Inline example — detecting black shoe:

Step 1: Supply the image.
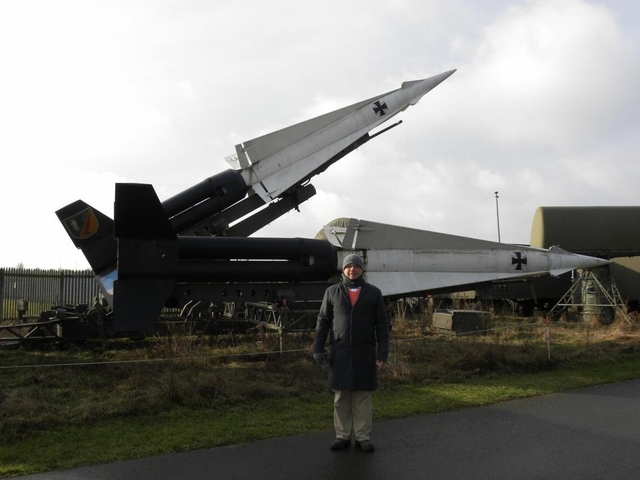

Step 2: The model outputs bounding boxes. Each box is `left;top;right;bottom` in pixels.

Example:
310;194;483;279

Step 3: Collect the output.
355;440;375;452
330;438;351;450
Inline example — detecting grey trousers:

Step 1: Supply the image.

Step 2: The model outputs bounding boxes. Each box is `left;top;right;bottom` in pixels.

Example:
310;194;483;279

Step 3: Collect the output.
333;390;373;441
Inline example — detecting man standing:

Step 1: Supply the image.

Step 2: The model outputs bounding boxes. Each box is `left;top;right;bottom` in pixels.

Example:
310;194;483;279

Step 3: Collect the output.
313;253;389;452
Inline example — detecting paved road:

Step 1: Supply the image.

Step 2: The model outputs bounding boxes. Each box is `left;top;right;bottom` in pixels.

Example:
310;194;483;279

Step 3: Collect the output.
22;379;640;480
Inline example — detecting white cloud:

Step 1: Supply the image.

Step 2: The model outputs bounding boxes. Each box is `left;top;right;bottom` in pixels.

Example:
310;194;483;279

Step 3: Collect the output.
424;1;638;153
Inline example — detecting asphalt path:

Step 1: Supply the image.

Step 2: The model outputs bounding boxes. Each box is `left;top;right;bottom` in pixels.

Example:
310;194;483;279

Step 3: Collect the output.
22;379;640;480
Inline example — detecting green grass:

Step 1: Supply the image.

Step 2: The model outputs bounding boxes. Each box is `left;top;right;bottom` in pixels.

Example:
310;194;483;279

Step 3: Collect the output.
2;318;640;477
378;353;640;418
2;353;640;477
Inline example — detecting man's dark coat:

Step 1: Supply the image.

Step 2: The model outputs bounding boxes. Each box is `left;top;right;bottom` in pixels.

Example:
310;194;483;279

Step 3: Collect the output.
314;280;389;391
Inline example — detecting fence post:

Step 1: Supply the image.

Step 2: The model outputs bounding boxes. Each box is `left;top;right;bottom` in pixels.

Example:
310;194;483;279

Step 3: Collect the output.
0;268;4;320
545;315;551;360
59;270;65;306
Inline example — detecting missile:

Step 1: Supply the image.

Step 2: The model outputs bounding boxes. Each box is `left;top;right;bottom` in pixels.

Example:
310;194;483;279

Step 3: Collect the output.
322;218;611;298
172;69;457;234
111;183;339;331
57;70;456;275
108;184;609;333
225;69;457;203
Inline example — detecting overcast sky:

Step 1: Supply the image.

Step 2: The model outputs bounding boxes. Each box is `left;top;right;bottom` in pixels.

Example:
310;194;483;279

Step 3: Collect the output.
1;0;639;269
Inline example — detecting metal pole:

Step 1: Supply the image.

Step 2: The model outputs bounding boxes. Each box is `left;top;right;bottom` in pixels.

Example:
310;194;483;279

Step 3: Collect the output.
495;191;501;243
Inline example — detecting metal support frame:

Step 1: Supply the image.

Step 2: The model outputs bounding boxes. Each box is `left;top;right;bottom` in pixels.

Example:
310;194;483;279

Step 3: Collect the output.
549;269;631;324
0;319;61;346
242;301;318;333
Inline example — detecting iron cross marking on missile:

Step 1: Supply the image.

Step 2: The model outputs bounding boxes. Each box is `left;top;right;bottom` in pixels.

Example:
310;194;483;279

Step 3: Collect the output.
372;101;388;116
511;251;528;270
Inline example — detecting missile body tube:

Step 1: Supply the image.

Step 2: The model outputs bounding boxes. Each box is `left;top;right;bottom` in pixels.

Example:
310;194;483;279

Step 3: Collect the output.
175;261;331;282
178;237;335;261
162;169;247;220
118;237;338;282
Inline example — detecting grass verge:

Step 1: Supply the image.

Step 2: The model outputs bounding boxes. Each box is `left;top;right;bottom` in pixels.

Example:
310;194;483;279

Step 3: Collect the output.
2;352;640;477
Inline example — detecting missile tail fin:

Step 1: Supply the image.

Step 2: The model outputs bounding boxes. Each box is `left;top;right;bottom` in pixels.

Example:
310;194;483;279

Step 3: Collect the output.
113;278;175;332
115;183;175;240
56;200;116;274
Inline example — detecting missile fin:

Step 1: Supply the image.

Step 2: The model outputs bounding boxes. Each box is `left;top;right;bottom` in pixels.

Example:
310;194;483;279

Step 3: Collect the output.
114;184;175;240
56;200;116;274
254;130;366;201
113;278;176;332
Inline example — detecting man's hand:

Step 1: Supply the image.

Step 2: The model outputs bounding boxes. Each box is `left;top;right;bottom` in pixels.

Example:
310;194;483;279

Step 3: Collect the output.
313;352;329;365
376;360;386;371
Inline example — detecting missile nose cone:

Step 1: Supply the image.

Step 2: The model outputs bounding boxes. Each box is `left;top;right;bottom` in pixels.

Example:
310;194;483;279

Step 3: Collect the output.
433;68;457;83
548;246;611;275
404;68;457;105
575;254;611;270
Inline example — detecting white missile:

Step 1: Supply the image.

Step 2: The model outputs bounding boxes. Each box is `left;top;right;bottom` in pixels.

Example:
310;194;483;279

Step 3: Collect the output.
226;69;456;202
321;218;611;297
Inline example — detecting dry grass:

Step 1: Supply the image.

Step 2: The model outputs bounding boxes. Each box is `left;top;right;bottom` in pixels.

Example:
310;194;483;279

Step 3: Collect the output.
2;313;640;443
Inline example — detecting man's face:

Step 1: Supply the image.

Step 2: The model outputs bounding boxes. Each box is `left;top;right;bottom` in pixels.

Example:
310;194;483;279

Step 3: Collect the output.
343;264;363;281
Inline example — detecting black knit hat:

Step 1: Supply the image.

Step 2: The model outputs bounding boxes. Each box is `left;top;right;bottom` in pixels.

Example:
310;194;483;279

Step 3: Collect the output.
342;254;364;270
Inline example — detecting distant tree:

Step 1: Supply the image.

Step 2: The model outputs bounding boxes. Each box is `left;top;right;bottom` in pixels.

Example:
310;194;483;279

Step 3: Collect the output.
16;262;24;269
